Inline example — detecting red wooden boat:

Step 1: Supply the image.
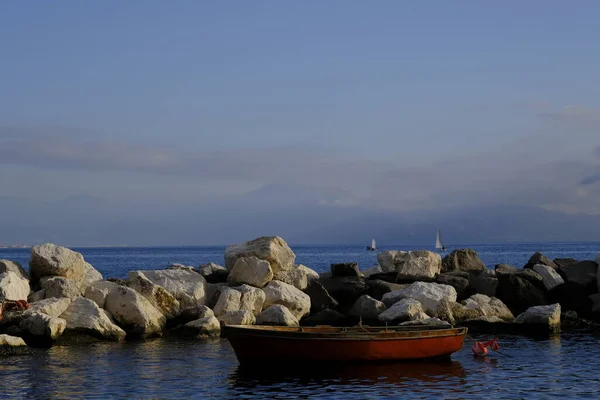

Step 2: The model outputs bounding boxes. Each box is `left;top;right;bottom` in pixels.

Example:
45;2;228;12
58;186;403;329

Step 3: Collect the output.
224;325;467;365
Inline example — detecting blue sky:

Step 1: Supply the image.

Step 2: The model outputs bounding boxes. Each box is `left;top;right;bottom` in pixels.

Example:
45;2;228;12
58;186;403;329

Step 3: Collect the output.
1;1;600;244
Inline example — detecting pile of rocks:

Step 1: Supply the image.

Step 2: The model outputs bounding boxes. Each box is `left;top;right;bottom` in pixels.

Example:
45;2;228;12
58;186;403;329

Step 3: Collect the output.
1;237;598;350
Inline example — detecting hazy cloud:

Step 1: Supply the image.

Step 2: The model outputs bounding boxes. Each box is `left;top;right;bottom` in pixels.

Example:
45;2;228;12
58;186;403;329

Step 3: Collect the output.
538;105;600;127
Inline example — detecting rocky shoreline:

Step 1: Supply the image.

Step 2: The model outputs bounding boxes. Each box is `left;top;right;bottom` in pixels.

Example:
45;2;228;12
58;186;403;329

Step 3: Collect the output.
1;237;599;353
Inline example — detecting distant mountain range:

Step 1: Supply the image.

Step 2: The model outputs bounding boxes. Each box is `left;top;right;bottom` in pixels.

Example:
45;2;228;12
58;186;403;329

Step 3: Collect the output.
1;187;600;247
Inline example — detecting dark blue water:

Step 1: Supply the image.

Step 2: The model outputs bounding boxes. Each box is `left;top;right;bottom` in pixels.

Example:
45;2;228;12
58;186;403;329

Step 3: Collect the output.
2;243;600;398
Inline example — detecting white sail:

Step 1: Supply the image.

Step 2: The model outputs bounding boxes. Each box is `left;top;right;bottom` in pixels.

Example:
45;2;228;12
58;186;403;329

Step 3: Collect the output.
435;229;443;249
371;239;376;249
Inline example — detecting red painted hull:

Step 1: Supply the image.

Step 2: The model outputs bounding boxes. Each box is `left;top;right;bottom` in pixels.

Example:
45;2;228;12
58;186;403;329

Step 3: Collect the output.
224;325;467;364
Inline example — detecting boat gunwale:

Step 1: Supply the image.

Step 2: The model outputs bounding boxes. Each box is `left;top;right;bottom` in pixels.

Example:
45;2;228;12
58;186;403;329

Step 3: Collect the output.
223;325;467;341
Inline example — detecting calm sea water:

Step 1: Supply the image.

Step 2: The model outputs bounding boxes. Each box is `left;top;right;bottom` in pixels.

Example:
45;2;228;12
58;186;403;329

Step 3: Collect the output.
2;243;600;398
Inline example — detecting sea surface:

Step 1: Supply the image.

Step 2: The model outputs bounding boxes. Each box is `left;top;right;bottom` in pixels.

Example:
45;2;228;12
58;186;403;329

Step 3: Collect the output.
2;243;600;398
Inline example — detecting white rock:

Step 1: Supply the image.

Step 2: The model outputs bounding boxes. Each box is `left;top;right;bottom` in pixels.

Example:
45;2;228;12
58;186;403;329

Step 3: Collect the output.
197;262;226;276
0;260;29;281
410;311;431;321
363;265;383;277
84;285;109;309
296;265;319;282
132;270;207;308
0;271;30;301
213;287;242;317
274;268;308;291
183;316;221;339
262;280;311;320
60;298;126;341
377;250;405;273
126;271;181;319
0;334;26;347
461;294;514;321
256;305;299;327
41;277;82;300
399;318;451;327
93;281;166;338
29;243;86;283
224;236;295;273
533;264;565;291
395;251;442;281
81;262;103;291
20;312;66;340
348;295;387;319
218;310;256;326
227;257;273;288
234;284;266;316
516;303;561;328
387;282;457;314
378;298;424;323
26;297;72;318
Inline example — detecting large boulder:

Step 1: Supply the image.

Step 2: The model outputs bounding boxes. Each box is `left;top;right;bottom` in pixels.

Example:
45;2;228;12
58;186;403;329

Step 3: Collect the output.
93;281;166;339
224;236;295;274
304;280;338;313
395;251;442;281
132;270;207;308
366;280;407;301
435;299;484;325
218;310;255;326
559;261;598;287
533;264;565;291
80;263;103;291
330;263;360;278
461;294;514;321
29;244;86;283
213;287;242;317
234;284;266;316
274;268;308;290
40;277;82;300
126;271;181;319
167;305;214;329
554;258;578;269
469;272;498;297
26;297;71;318
256;305;299;327
227;257;273;288
596;254;600;266
320;277;368;313
363;265;384;278
523;252;557;270
59;298;126;341
548;281;594;318
0;334;27;355
302;309;346;326
436;273;470;300
515;303;561;332
0;260;28;281
0;271;30;301
263;281;310;320
495;264;518;275
84;285;109;309
378;298;423;323
179;316;221;339
441;249;486;274
19;312;66;341
295;265;319;282
377;250;404;273
197;262;228;284
496;273;547;316
399;318;451;328
383;282;457;314
348;295;386;320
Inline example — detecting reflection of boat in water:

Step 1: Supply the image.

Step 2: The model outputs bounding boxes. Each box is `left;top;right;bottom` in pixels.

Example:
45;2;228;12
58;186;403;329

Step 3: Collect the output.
224;325;467;365
367;238;377;251
230;359;466;388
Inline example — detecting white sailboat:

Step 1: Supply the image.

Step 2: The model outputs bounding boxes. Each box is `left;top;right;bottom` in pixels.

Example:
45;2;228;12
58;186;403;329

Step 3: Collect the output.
435;229;447;252
367;238;377;251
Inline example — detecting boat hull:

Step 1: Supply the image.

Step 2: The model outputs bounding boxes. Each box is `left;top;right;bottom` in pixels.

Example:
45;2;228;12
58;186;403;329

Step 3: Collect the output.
224;325;467;364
